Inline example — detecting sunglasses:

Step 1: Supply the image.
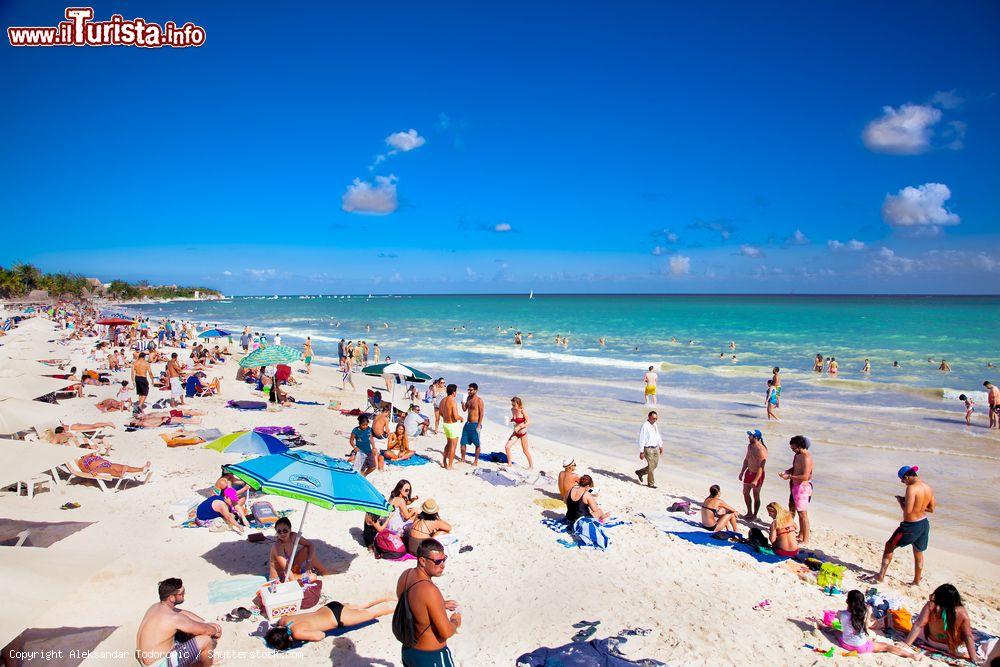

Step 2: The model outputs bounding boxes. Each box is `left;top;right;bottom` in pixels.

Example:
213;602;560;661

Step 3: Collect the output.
276;528;289;534
425;556;447;565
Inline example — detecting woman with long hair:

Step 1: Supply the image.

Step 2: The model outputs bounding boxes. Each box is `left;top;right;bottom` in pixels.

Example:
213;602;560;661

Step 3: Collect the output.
904;584;978;661
504;396;533;468
766;501;799;557
384;423;414;462
836;590;918;658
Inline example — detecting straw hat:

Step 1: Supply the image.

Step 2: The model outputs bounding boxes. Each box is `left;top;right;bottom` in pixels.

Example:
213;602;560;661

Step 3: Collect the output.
421;498;439;514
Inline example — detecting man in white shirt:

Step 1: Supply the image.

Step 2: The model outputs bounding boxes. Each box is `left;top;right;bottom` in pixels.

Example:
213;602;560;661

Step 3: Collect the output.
403;404;430;438
635;410;663;489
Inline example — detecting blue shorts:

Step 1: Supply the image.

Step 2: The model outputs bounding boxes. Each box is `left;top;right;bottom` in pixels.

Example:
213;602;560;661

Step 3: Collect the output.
402;646;455;667
460;422;480;448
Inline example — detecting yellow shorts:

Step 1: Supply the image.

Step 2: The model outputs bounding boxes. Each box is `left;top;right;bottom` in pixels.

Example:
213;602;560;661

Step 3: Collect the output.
645;385;656;395
442;422;461;439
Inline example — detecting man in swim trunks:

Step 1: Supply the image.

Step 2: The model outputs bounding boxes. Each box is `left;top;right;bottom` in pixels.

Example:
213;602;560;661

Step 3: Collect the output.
771;367;781;407
984;381;1000;429
460;383;484;466
439;384;463;470
643;366;658;405
739;429;767;520
395;539;461;667
132;352;154;411
778;435;813;544
876;466;935;586
136;578;221;666
166;353;184;407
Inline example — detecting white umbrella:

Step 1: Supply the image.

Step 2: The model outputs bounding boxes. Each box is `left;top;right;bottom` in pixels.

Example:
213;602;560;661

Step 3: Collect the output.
0;439;90;489
381;361;411;423
0;358;64;376
0;375;73;400
0;396;64;434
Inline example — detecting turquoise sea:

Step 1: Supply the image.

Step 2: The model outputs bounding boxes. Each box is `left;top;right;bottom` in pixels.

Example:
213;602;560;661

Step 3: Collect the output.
130;294;1000;408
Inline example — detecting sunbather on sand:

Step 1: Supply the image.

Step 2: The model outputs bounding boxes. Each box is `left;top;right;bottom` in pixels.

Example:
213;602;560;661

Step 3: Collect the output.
407;499;452;555
558;458;579;500
701;485;742;536
564;475;610;525
269;517;331;581
78;453;150;478
136;578;221;667
766;501;799;558
383;423;415;465
264;596;396;650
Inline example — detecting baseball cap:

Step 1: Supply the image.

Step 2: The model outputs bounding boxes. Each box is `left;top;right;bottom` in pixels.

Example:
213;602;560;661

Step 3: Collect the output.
897;465;919;480
746;429;764;443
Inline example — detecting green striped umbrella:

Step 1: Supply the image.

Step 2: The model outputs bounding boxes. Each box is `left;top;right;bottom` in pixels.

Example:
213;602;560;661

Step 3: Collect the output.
238;344;302;368
360;361;431;382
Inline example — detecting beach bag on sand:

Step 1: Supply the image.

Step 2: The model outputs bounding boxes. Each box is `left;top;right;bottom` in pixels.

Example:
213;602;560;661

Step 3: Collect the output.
374;530;407;560
747;527;770;549
888;609;912;633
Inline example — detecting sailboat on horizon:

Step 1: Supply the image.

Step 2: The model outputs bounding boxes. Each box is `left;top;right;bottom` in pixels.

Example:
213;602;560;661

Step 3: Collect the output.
528;290;534;299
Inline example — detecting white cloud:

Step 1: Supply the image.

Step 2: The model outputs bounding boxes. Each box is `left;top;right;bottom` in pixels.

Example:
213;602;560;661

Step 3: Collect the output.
930;90;964;110
668;255;691;276
787;229;810;245
651;246;664;256
882;183;959;229
739;244;764;258
368;154;387;171
828;239;866;251
494;223;512;232
863;104;942;154
465;266;477;279
222;270;233;276
944;120;966;150
386;129;426;152
341;175;398;215
872;247;916;275
245;268;278;280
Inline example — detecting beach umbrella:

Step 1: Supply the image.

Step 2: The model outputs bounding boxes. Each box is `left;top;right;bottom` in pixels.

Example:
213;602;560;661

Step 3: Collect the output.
361;361;431;423
204;430;289;456
224;450;390;579
0;358;62;376
237;344;302;368
0;375;73;400
198;328;231;339
94;318;135;326
0;396;63;434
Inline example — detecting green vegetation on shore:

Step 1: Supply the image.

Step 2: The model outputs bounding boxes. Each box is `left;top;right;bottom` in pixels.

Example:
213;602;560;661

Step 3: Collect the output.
0;262;221;300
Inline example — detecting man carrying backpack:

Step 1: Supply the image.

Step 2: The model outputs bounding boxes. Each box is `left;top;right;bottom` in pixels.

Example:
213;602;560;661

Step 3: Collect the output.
393;539;461;666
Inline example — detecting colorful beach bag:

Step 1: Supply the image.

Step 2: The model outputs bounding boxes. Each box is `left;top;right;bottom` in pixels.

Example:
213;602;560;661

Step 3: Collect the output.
374;530;407;560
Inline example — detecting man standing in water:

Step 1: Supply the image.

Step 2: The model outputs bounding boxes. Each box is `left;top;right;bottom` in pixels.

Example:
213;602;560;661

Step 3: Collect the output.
439;384;463;470
635;411;663;489
778;435;813;544
460;383;484;466
876;466;935;586
739;429;767;520
394;539;460;667
643;366;658;405
771;367;781;407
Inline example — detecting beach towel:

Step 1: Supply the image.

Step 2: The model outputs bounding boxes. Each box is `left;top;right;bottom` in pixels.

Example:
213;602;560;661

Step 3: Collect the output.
472;468;520;487
227;400;267;411
159;433;205;447
249;619;380;651
292;401;323;406
385;454;432;467
638;511;785;565
208;576;267;605
194;428;224;441
533;498;565;510
541;517;629;550
479;452;509;463
517;635;667;666
254;426;297;436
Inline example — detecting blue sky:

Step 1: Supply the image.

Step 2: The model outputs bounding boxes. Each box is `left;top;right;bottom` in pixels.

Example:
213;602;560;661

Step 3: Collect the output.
2;1;998;294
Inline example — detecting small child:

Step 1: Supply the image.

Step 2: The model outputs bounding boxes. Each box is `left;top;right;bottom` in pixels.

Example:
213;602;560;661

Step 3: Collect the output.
837;589;918;658
765;380;780;421
115;380;133;409
958;394;975;426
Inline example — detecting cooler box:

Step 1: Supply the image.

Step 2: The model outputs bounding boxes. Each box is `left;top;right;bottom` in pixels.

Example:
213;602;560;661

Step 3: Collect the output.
169;497;201;523
259;580;303;621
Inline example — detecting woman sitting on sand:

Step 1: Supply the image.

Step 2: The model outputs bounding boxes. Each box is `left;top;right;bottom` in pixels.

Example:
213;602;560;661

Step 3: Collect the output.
264;596;396;650
701;485;741;537
407;498;451;555
834;589;918;658
383;423;414;464
386;479;419;535
766;501;799;557
269;516;331;581
902;584;979;662
565;475;610;525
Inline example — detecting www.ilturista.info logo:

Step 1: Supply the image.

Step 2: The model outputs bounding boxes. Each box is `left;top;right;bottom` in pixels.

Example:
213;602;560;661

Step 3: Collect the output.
8;7;206;48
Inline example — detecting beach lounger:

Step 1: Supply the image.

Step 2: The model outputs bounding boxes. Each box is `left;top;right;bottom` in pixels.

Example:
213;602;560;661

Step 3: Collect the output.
60;460;151;492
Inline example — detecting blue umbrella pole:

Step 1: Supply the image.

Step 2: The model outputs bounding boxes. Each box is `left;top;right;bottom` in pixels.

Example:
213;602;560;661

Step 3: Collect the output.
284;502;309;581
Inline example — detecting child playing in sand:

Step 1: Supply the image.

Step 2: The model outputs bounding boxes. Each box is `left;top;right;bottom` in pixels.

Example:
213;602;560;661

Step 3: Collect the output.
765;380;780;421
958;394;975;426
836;589;918;658
115;380;133;409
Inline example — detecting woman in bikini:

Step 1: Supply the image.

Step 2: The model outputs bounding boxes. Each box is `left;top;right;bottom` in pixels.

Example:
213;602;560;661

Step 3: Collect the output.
504;396;534;469
264;596;396;650
766;501;799;557
701;485;741;536
384;423;415;464
78;454;149;478
407;499;451;555
903;584;979;662
269;517;331;581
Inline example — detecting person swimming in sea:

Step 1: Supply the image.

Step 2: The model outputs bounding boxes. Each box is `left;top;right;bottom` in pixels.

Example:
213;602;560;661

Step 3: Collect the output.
893;360;900;368
939;360;951;372
862;358;871;373
813;353;824;373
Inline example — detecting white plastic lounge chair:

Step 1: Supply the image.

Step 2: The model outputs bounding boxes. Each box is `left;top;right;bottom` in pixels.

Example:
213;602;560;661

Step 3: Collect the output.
61;460;151;492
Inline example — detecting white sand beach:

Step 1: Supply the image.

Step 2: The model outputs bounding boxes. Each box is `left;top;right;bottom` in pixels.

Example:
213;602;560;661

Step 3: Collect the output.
1;310;998;667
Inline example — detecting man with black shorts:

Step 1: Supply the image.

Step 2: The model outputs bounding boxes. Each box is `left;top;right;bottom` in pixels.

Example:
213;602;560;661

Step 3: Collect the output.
876;465;935;586
132;352;155;411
